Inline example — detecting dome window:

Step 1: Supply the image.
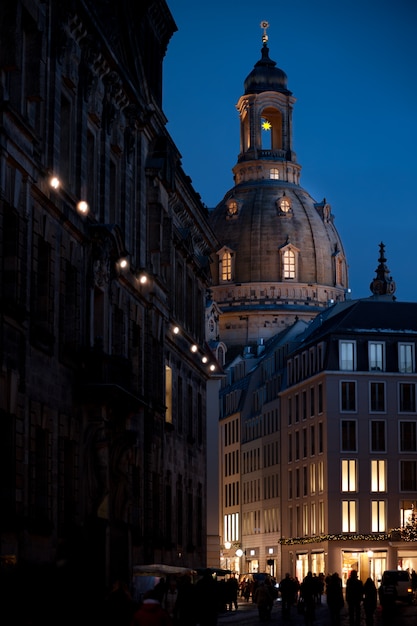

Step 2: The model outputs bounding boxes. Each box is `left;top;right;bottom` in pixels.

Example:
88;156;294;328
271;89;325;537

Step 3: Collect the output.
277;195;292;214
226;199;239;218
270;168;279;180
283;249;295;278
219;249;234;282
279;241;299;281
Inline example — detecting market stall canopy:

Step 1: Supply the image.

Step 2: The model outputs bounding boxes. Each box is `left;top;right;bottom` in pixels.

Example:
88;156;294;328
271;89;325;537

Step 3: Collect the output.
133;563;197;576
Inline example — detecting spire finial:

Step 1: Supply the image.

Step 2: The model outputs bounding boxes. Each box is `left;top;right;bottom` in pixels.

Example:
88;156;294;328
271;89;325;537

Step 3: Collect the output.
260;20;269;45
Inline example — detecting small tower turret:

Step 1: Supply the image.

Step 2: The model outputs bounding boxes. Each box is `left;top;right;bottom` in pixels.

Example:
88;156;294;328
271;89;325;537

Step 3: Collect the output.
369;242;396;300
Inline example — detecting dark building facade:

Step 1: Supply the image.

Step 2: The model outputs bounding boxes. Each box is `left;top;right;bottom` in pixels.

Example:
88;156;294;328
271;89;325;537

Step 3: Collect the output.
0;0;218;602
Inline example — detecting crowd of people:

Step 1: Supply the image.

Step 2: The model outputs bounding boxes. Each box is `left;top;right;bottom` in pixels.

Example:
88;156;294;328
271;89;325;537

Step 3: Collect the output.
276;568;417;626
104;568;227;626
103;566;417;626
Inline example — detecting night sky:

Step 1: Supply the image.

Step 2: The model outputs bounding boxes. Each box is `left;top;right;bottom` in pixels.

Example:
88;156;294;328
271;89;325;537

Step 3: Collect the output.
163;0;417;303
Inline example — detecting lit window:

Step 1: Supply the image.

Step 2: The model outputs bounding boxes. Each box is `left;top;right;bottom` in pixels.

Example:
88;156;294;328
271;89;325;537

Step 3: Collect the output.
318;461;324;492
227;200;238;215
283;249;295;279
221;251;232;281
371;459;386;492
341;459;357;492
302;503;308;536
399;343;414;373
369;342;384;371
339;341;356;371
371;500;386;531
342;500;356;532
311;502;316;534
270;168;279;180
280;198;291;212
310;464;316;494
400;500;417;527
318;501;324;533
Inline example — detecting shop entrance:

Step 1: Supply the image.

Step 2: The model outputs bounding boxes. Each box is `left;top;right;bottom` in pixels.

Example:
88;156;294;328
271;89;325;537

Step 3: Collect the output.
342;550;386;586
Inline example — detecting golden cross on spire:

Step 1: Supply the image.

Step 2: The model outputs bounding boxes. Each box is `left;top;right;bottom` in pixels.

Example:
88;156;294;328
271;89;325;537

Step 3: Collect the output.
260;20;269;45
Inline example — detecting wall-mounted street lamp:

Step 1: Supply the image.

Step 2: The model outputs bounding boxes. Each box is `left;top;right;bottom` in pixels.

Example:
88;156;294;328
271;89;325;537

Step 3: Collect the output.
117;257;129;271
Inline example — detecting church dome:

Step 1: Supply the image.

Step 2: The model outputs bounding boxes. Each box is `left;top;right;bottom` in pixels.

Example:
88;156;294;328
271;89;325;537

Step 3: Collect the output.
244;44;289;94
208;25;349;348
210;183;344;288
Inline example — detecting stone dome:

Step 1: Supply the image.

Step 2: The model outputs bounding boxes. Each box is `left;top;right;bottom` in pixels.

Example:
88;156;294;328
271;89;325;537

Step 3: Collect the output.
244;45;289;95
210;182;345;287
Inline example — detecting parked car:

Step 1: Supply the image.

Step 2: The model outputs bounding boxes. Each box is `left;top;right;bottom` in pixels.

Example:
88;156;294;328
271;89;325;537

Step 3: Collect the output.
379;570;413;603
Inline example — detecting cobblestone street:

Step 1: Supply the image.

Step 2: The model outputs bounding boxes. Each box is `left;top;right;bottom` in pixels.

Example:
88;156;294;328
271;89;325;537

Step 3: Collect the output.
218;595;351;626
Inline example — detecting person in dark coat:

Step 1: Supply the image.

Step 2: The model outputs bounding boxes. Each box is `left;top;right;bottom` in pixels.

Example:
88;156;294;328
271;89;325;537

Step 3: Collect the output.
225;573;239;611
279;573;297;620
346;570;363;626
378;573;397;626
300;572;316;626
325;572;344;626
195;569;219;626
175;574;197;626
105;580;137;626
363;578;377;626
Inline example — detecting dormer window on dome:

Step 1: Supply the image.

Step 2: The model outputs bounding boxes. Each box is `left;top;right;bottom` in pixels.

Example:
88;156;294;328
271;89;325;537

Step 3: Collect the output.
218;246;235;283
279;240;300;281
277;194;292;215
226;199;239;218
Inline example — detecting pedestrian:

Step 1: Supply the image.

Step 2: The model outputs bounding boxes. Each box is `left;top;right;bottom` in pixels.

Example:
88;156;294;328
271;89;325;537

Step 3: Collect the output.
378;573;397;626
195;568;219;626
225;572;239;611
175;574;197;626
300;572;316;626
131;589;173;626
326;572;344;626
162;577;178;623
279;573;297;620
363;577;377;626
346;570;363;626
253;581;274;622
105;579;137;626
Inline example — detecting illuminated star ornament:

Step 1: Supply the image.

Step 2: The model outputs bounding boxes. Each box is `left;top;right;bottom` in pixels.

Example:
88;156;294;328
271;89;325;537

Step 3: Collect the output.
262;120;272;131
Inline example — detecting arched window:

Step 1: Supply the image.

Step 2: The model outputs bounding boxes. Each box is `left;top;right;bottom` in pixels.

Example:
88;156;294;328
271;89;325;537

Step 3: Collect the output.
283;249;295;279
222;251;232;281
270;168;279;180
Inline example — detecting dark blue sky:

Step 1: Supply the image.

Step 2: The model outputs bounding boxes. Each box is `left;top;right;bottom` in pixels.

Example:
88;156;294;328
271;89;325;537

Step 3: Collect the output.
163;0;417;302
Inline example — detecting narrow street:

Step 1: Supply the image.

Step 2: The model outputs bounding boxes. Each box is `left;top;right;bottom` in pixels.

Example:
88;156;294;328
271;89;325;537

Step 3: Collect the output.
217;594;417;626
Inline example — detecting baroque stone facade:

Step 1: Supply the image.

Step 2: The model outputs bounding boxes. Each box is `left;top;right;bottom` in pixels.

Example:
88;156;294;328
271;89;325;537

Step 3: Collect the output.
0;0;218;601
